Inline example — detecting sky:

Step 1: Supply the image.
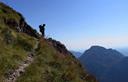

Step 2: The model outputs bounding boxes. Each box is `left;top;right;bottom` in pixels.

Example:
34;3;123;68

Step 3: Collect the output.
1;0;128;51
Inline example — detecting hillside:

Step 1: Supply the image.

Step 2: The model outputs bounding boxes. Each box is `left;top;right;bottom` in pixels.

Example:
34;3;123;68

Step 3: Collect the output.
79;46;124;82
0;2;97;82
101;57;128;82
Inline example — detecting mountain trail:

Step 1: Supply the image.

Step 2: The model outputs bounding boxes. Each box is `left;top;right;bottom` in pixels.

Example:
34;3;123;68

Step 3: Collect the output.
5;40;39;82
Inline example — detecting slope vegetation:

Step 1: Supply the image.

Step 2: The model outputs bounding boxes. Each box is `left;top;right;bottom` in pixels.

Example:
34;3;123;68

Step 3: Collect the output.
0;2;97;82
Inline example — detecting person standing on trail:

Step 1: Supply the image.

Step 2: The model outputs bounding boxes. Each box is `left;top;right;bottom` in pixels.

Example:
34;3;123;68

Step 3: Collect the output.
39;24;45;37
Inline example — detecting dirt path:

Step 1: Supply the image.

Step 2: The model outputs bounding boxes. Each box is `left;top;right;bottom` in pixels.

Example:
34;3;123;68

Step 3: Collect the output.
5;40;39;82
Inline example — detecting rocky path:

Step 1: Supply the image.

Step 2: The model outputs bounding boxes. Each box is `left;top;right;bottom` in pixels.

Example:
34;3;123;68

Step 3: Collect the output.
5;40;39;82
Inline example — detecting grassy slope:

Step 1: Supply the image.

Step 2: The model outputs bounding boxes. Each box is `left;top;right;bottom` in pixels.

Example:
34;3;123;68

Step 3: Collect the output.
0;2;37;81
16;39;96;82
0;2;97;82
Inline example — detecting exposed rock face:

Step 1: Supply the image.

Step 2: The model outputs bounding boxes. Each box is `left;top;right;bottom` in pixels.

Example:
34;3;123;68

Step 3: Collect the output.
5;18;18;29
47;38;70;55
0;2;39;38
18;16;40;38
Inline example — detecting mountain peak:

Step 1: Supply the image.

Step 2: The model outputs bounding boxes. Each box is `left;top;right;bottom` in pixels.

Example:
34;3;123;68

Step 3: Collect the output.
90;45;106;51
79;45;124;82
84;45;124;57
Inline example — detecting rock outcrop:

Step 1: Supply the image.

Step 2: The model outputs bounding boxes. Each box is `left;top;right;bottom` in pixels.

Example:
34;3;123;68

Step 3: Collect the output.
47;38;70;55
18;16;40;38
0;2;39;38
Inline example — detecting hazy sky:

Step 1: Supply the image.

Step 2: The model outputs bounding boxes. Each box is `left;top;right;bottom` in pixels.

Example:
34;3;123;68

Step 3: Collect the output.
2;0;128;51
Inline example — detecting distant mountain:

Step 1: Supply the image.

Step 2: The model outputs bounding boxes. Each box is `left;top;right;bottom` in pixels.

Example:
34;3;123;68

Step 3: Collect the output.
117;48;128;56
79;46;124;82
101;57;128;82
70;51;82;58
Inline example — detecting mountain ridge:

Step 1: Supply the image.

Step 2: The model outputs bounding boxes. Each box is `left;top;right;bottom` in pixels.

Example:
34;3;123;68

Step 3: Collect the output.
70;51;82;58
0;2;97;82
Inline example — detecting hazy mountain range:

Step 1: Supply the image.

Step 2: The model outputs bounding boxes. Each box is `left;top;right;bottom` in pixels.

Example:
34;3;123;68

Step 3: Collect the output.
70;51;82;58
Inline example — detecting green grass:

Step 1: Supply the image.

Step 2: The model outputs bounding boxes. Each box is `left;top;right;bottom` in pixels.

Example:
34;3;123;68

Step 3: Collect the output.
16;39;93;82
0;2;37;81
0;9;3;13
0;2;21;22
0;23;37;81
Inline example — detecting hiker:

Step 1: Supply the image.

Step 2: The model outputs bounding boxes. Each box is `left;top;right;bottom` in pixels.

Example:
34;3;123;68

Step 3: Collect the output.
39;24;45;37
